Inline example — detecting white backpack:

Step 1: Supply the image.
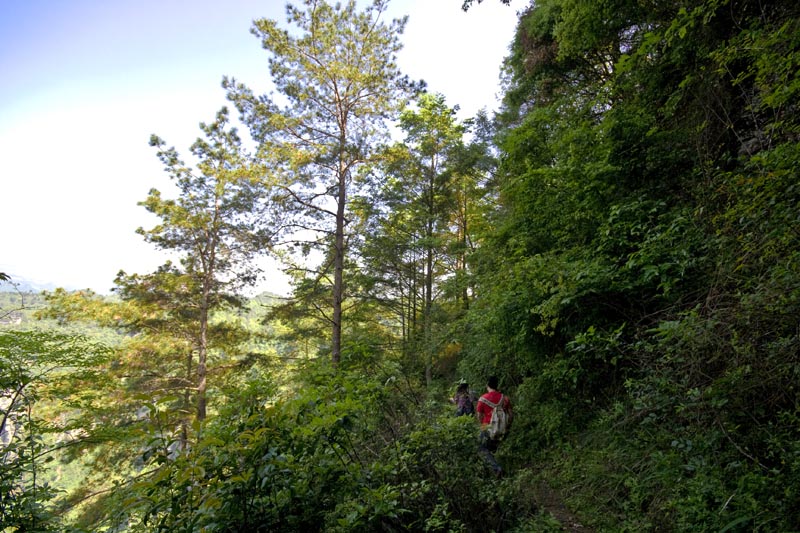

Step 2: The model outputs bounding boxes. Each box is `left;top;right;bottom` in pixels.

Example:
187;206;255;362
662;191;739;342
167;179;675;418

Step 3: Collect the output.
479;394;509;440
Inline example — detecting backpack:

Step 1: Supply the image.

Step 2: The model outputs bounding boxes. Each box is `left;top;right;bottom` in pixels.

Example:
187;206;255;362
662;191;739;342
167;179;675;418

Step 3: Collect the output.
479;394;509;440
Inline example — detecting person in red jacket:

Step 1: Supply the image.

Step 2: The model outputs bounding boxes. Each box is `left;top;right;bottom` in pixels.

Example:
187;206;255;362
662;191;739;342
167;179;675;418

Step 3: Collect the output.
475;375;512;477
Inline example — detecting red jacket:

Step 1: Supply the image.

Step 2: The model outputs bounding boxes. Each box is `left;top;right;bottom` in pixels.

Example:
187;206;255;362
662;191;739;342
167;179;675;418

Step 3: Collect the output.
476;390;512;426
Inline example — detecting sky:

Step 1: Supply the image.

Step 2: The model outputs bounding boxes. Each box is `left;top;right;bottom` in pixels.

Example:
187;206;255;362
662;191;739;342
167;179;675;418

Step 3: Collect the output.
0;0;522;296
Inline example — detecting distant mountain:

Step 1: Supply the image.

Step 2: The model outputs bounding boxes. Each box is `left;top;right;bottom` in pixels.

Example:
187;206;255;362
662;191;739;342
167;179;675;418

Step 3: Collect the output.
0;273;288;302
0;273;62;293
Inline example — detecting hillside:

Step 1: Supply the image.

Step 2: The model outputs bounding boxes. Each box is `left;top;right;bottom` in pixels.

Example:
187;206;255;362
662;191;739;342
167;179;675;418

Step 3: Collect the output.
2;0;799;531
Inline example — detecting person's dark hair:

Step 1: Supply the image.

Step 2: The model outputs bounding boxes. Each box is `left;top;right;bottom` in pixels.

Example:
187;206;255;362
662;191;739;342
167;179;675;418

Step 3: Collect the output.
487;375;499;389
457;382;469;393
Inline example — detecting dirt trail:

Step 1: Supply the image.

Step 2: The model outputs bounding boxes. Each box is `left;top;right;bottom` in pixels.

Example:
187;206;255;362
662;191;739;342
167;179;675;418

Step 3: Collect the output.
532;481;591;532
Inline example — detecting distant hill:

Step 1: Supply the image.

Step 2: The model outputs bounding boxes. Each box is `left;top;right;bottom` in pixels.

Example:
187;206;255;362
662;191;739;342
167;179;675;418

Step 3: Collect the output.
0;273;61;293
1;273;286;301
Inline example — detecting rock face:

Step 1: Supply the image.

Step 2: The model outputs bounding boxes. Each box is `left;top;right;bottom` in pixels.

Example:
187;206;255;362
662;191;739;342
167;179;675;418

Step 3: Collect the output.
1;395;23;449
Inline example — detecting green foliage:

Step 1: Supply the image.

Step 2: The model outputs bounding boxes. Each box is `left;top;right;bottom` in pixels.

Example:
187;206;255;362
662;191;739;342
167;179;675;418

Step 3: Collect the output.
0;330;111;531
455;0;800;529
532;371;800;531
103;363;521;532
29;286;289;530
461;0;512;12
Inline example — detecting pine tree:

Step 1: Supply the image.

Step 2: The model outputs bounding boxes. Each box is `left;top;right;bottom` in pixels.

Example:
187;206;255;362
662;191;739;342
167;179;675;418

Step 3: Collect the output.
224;0;416;364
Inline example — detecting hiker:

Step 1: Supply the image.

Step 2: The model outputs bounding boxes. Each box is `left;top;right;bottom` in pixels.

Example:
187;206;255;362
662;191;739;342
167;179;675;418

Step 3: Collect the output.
476;375;512;476
450;381;475;416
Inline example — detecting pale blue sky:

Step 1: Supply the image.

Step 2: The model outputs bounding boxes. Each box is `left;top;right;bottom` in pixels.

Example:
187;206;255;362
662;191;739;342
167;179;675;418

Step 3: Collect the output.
0;0;521;295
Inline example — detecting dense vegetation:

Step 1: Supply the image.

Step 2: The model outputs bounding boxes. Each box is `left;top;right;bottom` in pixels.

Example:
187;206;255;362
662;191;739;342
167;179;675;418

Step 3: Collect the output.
2;0;799;530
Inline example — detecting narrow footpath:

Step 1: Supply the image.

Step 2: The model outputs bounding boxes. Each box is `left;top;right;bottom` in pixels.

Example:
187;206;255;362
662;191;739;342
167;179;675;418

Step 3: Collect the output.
532;481;591;532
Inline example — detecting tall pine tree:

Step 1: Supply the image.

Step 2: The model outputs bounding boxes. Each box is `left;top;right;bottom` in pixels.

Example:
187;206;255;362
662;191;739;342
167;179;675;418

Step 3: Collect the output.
224;0;416;365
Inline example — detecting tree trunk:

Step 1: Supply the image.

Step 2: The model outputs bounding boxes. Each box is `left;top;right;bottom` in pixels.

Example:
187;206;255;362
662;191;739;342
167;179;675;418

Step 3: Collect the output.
332;163;346;366
197;275;211;422
460;178;470;310
180;349;192;452
424;161;435;386
197;316;208;422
